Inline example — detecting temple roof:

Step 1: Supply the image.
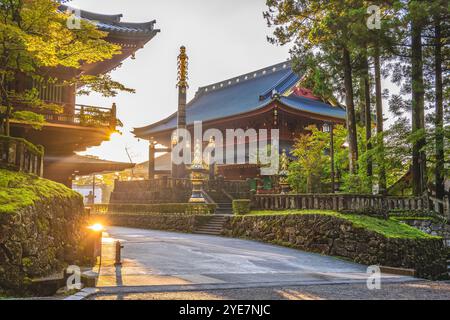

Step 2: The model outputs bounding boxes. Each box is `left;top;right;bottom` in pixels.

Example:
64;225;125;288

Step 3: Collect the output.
59;5;160;37
134;61;346;138
46;154;135;175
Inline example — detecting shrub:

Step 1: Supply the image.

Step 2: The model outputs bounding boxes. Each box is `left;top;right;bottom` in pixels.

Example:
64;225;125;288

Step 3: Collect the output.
233;199;251;215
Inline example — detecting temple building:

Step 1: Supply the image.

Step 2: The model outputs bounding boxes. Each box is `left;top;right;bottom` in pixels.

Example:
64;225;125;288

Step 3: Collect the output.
9;5;159;186
134;58;347;182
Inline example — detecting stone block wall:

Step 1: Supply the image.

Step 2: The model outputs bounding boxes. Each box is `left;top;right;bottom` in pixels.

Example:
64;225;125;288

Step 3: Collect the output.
90;213;212;234
222;214;447;279
0;196;89;294
400;219;450;247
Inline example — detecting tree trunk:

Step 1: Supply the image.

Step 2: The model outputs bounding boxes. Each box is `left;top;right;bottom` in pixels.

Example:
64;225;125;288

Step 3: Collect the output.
374;46;386;194
411;19;426;196
362;56;373;178
343;47;358;174
434;16;445;204
5;110;10;136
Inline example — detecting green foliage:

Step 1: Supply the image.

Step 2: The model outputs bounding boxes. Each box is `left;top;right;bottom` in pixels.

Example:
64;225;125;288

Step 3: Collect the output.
0;0;130;134
288;125;330;193
247;210;438;239
76;74;135;97
0;169;81;214
288;124;374;194
232;199;251;215
11;111;45;129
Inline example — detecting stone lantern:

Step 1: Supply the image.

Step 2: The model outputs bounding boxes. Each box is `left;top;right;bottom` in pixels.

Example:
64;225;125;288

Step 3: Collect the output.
188;139;208;203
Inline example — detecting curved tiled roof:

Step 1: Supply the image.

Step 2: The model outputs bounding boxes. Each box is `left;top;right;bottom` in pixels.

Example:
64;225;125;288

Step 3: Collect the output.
59;5;159;36
280;96;346;120
134;62;346;137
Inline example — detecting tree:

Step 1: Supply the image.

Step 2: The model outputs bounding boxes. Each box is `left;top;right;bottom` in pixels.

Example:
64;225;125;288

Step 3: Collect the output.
265;0;362;174
390;0;449;197
288;125;330;193
0;0;133;136
409;1;428;196
426;0;449;204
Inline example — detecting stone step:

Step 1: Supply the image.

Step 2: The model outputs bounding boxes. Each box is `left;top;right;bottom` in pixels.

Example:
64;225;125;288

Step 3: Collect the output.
203;225;225;229
209;216;228;221
197;226;223;231
206;221;226;225
196;226;223;230
195;231;222;236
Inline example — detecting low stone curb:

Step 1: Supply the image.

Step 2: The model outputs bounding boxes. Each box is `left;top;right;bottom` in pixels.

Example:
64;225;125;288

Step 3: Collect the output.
64;288;98;300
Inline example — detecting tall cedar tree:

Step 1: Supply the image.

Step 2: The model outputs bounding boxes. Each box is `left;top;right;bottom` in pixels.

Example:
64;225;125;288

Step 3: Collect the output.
265;0;360;174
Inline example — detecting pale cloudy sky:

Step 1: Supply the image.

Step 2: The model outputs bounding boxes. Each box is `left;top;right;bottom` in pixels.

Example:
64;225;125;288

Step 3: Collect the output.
70;0;292;164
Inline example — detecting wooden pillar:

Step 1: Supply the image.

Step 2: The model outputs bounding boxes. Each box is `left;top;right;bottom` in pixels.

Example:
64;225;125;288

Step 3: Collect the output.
110;103;117;130
15;141;24;171
148;141;155;180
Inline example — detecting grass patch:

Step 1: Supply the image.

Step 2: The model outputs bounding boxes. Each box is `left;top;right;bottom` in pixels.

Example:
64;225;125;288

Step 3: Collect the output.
246;210;438;240
0;169;81;215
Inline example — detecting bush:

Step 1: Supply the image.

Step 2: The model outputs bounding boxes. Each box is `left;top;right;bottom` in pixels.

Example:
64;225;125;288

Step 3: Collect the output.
233;199;251;215
98;203;216;215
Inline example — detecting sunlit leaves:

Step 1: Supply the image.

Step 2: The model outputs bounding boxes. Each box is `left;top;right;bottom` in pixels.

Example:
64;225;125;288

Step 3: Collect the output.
0;0;129;133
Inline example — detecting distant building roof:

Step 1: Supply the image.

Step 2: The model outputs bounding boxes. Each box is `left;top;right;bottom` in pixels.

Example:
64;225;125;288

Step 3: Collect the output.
59;5;160;37
46;154;135;176
134;61;346;138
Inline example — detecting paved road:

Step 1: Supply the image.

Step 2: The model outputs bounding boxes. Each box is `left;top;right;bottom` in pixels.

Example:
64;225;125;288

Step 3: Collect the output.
92;282;450;300
95;227;414;290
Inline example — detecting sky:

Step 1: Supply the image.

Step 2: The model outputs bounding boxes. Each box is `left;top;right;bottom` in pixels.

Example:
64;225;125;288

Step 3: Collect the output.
70;0;292;164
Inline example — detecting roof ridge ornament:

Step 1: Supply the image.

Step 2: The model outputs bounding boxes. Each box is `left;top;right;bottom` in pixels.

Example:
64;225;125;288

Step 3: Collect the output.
271;89;280;100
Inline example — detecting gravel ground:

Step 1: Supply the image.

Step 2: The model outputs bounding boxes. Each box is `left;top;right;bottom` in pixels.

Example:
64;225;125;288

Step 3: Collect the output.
91;281;450;300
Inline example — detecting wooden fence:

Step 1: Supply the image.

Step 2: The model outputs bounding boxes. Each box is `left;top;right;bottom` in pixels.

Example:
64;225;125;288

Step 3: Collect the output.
252;194;431;215
0;136;44;176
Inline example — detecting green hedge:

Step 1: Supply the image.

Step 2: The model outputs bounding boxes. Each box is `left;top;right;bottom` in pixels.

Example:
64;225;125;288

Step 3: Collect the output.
95;203;216;215
233;199;251;215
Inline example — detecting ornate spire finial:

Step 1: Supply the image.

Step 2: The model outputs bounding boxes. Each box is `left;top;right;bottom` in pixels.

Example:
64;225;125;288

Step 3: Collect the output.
177;46;189;88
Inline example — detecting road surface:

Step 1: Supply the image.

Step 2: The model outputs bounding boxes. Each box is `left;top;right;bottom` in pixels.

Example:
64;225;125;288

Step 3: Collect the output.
94;226;414;291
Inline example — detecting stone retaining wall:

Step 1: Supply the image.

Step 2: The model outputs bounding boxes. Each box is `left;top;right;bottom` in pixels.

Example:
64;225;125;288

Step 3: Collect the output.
90;213;212;234
222;215;447;279
399;219;450;247
0;196;89;294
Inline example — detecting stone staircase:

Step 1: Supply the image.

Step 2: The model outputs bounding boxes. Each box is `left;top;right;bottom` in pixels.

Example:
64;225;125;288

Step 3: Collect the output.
208;190;233;215
194;215;229;236
216;202;233;215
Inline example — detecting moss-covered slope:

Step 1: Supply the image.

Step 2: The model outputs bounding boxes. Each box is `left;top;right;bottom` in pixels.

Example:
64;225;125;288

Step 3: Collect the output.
0;169;81;215
248;210;437;240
